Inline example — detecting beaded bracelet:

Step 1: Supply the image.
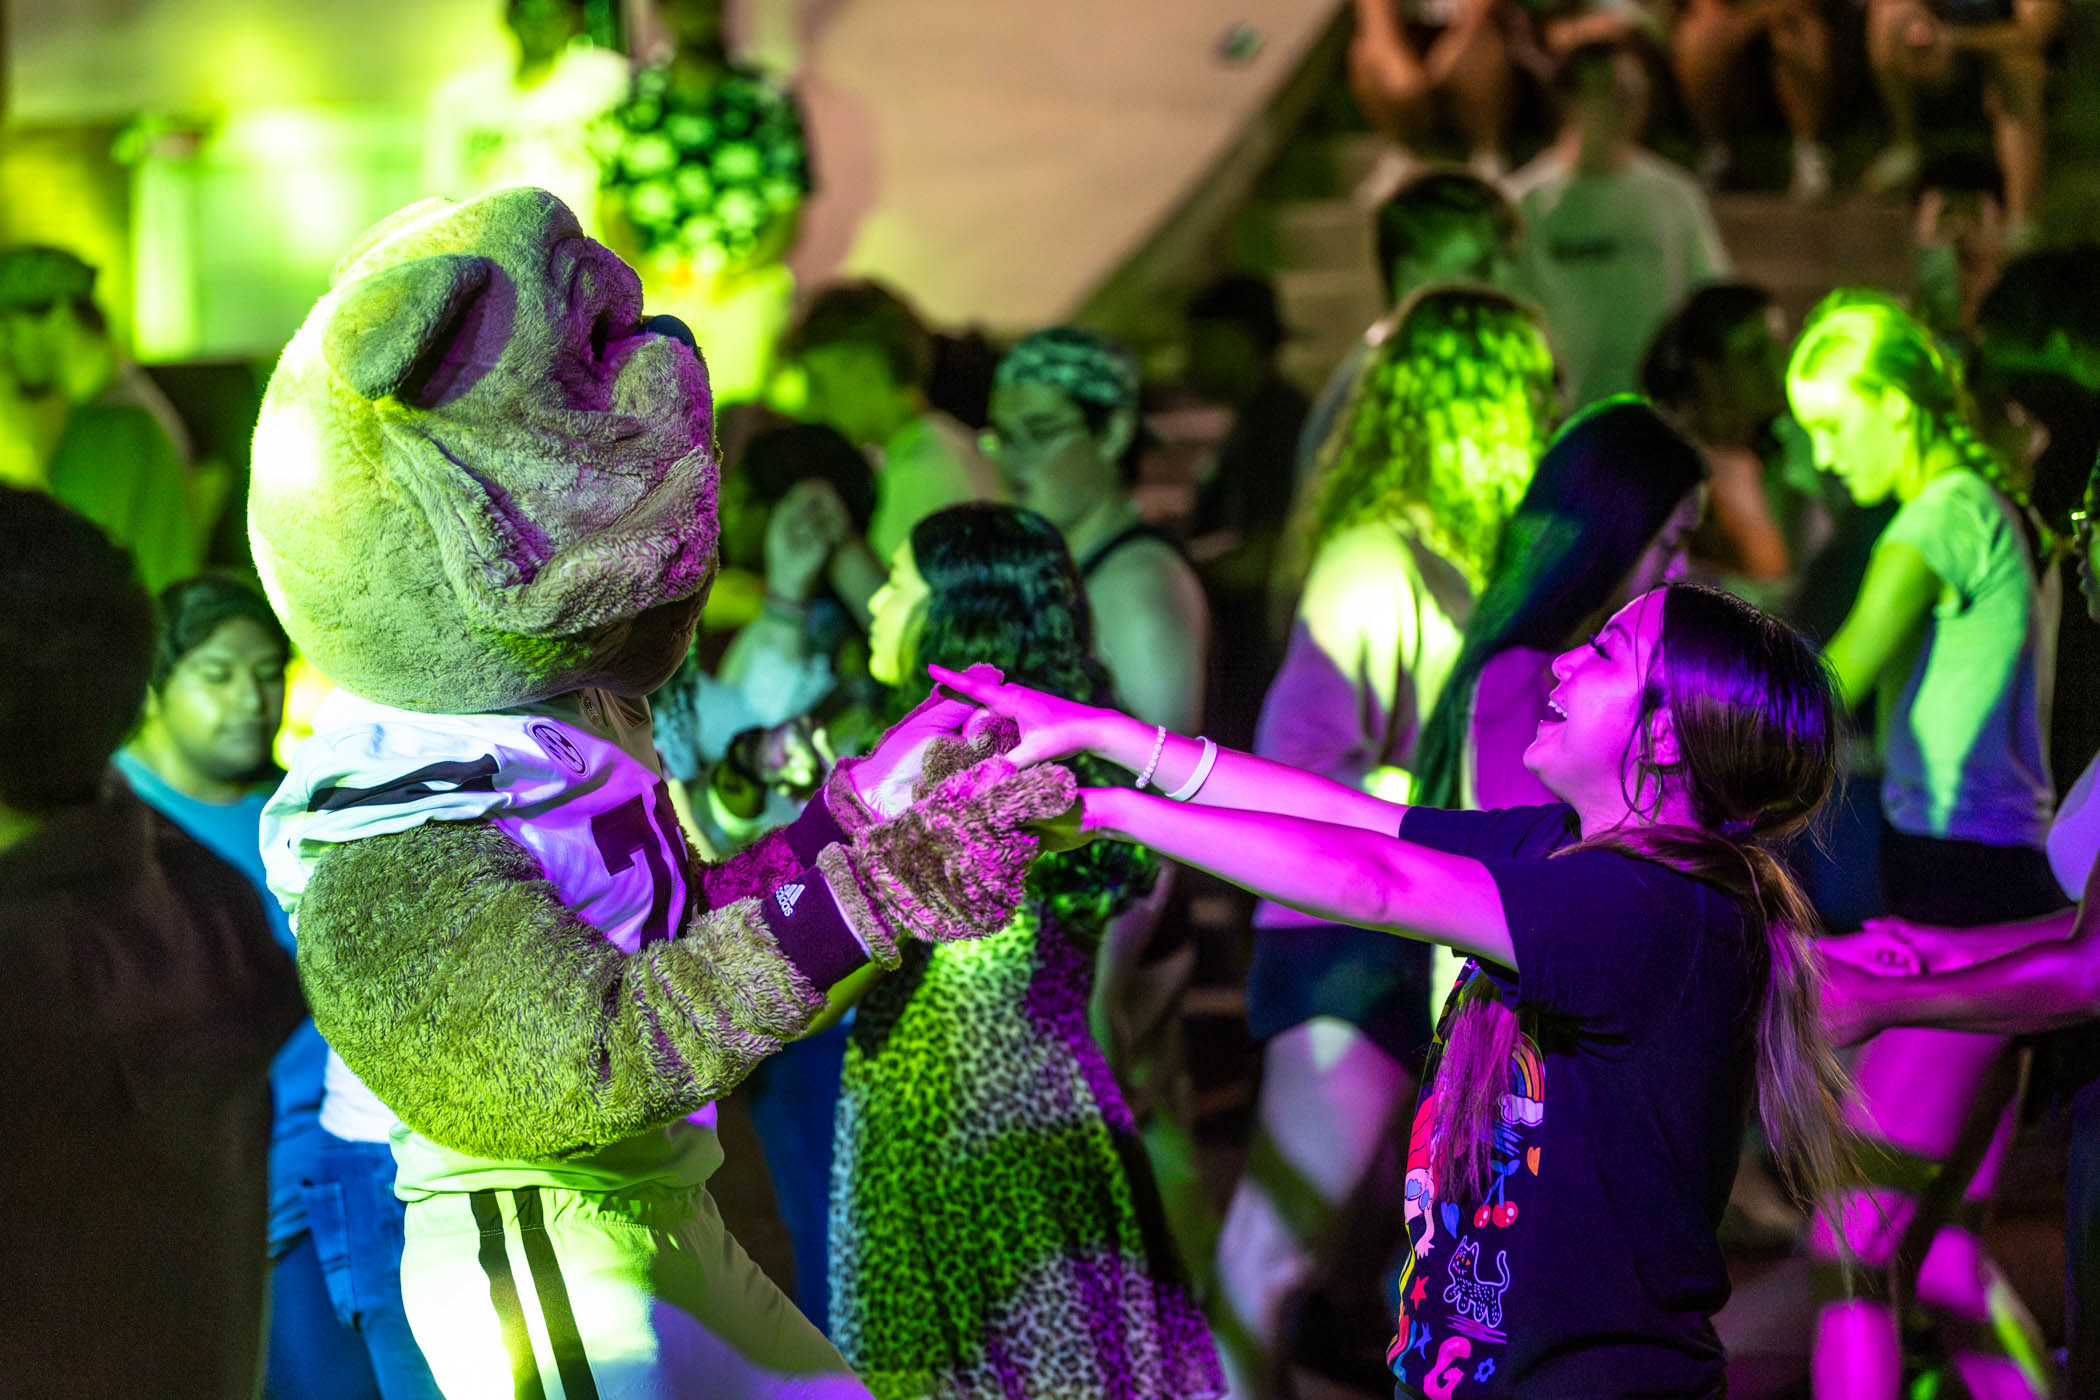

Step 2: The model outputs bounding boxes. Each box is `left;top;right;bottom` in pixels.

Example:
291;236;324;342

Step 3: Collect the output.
1134;724;1168;789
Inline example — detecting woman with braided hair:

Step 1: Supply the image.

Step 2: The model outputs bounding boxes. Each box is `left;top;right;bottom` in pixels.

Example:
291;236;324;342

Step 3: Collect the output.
827;503;1223;1399
1788;289;2063;1400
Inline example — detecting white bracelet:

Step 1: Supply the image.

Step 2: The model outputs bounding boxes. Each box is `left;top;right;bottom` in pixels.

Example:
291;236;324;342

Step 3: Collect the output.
1162;736;1218;802
1134;724;1168;789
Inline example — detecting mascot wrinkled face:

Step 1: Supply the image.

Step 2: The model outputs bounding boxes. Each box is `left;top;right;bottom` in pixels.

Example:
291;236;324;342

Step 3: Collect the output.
250;188;718;713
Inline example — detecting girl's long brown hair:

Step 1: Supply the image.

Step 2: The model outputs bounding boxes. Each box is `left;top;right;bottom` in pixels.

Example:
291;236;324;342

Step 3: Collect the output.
1428;585;1860;1230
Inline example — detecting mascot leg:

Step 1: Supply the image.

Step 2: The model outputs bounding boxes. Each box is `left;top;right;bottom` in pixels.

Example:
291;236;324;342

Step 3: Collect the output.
400;1186;872;1399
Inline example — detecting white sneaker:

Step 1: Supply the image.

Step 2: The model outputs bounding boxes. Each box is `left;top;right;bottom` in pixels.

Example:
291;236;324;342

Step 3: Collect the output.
1696;141;1733;191
1861;141;1922;196
1790;142;1833;202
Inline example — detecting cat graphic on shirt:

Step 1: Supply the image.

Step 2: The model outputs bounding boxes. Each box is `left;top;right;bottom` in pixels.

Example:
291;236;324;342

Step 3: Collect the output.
1442;1237;1511;1328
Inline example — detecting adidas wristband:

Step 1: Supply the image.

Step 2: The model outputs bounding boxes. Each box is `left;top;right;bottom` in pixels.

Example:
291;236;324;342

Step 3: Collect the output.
781;795;850;865
758;865;869;991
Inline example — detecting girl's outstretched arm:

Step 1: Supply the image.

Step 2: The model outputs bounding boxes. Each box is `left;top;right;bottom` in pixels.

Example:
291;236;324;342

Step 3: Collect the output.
1075;785;1517;968
929;663;1410;833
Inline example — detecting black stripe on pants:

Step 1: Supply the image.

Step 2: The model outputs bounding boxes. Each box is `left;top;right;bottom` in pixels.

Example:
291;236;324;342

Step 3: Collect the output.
469;1190;547;1400
513;1187;601;1400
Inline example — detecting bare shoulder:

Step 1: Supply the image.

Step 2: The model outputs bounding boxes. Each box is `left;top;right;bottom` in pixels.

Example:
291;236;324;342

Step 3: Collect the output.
1086;533;1205;606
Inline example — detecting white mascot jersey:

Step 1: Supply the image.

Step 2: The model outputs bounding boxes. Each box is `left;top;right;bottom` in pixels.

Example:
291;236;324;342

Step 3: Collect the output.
262;686;721;1197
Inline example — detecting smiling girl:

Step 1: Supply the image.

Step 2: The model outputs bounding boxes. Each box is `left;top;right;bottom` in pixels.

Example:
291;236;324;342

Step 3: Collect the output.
936;580;1858;1398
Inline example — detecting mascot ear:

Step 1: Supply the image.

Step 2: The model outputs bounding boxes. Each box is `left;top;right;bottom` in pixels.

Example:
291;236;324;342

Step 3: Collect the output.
323;253;494;402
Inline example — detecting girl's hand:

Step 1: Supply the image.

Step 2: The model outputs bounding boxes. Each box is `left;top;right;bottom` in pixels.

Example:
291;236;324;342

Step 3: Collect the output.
926;663;1118;767
1819;960;1892;1048
845;664;1004;818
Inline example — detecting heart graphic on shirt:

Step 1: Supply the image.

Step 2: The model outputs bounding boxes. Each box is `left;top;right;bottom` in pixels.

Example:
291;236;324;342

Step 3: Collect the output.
1527;1147;1540;1175
1441;1202;1461;1236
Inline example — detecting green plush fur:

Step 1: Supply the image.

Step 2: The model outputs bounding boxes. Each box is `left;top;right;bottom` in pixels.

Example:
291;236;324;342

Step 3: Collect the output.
259;190;1061;1164
249;189;720;713
301;821;827;1160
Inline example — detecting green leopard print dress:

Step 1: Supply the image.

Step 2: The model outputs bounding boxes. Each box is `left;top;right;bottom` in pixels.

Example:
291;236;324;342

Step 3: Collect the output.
829;908;1222;1399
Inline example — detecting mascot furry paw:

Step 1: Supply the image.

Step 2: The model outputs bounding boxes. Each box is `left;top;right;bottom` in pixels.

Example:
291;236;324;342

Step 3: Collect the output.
251;188;1071;1398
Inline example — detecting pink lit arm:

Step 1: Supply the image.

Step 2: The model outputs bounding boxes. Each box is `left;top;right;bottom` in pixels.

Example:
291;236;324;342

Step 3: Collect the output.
928;663;1409;833
1825;844;2100;1043
1075;785;1515;967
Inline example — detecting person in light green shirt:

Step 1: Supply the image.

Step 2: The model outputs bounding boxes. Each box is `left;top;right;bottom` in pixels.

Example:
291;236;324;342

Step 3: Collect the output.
0;245;203;593
784;281;1007;621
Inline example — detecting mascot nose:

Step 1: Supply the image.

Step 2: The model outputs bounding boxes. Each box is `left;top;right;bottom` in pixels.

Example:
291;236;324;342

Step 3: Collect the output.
641;314;697;351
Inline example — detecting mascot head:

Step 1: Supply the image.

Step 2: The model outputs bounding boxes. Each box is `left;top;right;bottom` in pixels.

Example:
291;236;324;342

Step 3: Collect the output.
250;188;717;713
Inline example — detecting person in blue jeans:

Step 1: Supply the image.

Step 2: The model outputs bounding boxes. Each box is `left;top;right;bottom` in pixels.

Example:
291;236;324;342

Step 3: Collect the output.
118;573;438;1399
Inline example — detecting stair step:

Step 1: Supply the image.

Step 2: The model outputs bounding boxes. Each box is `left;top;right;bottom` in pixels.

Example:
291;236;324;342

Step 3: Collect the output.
1275;266;1386;346
1710;193;1914;318
1271;198;1376;270
1280;339;1355;395
1323;132;1391;195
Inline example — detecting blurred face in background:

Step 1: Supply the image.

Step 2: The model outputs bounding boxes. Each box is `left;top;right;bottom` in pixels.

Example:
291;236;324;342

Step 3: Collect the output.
1700;306;1791;437
1789;373;1915;506
986;381;1125;533
867;541;931;687
3;299;115;405
798;343;897;448
507;0;586;68
1183;318;1267;405
1619;486;1706;605
1566;51;1649;154
141;617;288;798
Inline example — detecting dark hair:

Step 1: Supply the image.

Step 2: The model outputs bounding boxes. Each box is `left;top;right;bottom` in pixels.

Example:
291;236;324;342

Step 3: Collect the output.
1641;282;1778;411
1066;395;1149;488
1430;585;1858;1230
1978;247;2100;363
787;280;934;390
1373;169;1522;302
735;423;880;535
1185;273;1287;355
1412;398;1707;811
898;503;1157;929
151;574;289;692
0;486;156;810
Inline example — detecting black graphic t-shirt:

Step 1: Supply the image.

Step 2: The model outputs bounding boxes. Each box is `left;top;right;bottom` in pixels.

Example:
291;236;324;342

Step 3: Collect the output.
1387;805;1760;1399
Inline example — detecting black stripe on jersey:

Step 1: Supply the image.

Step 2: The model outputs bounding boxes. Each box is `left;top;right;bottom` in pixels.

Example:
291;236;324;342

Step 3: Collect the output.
308;756;502;813
514;1187;601;1399
468;1189;547;1400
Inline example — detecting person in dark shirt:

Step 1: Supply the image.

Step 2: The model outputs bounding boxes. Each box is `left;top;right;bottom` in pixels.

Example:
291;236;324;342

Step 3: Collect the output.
935;579;1859;1397
0;485;304;1397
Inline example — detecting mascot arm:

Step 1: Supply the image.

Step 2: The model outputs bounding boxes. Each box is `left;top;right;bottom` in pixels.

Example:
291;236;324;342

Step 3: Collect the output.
299;742;1074;1161
298;819;846;1160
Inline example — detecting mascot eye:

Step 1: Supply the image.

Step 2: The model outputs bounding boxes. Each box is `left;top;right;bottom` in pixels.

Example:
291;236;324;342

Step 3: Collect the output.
590;309;619;363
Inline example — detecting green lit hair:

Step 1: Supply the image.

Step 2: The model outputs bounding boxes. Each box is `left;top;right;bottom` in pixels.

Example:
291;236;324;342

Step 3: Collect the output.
1787;288;2024;509
1305;285;1558;590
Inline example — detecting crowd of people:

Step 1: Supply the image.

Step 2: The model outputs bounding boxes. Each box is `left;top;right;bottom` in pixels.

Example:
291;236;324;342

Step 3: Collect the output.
4;1;2100;1399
